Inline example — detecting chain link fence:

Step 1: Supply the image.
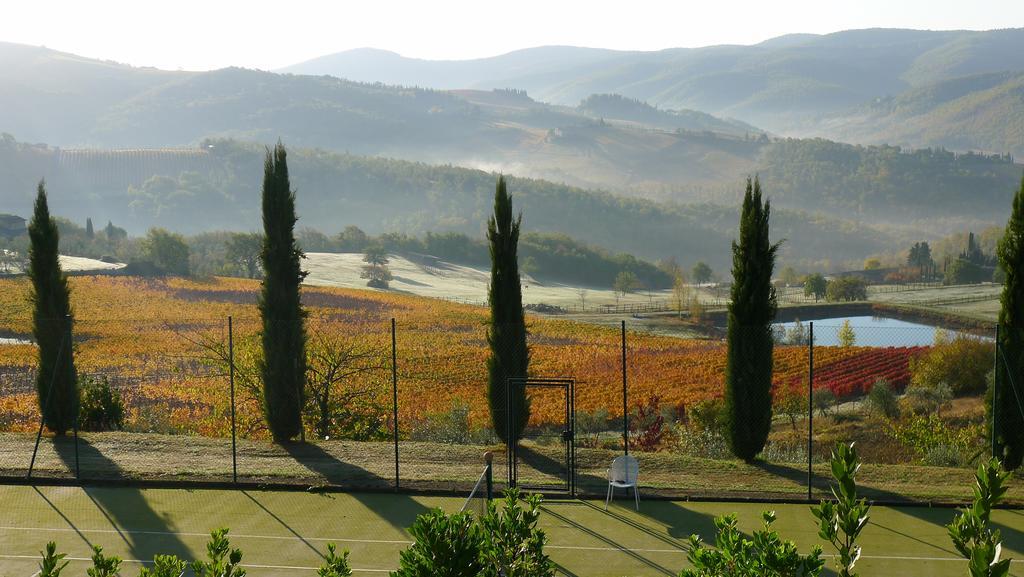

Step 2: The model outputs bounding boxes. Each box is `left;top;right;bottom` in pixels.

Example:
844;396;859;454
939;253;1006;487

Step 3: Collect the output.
0;307;1012;503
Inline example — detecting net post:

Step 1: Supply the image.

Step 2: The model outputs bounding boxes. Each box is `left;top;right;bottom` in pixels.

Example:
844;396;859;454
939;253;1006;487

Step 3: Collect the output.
621;320;628;456
69;316;79;481
484;451;494;502
391;318;400;491
229;316;237;484
807;321;814;502
28;316;69;480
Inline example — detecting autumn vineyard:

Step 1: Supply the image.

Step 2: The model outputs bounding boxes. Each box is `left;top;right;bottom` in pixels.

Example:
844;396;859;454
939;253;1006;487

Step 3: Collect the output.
0;275;925;439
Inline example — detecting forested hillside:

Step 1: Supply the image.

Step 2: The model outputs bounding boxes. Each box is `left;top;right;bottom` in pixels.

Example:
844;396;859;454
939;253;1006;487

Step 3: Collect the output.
0;136;890;269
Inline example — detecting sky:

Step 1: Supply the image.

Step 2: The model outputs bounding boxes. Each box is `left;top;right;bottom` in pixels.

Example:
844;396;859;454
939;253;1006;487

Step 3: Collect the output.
1;0;1022;71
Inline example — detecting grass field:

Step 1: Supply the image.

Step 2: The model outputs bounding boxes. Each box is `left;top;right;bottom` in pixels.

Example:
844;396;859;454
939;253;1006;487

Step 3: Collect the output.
2;485;1024;576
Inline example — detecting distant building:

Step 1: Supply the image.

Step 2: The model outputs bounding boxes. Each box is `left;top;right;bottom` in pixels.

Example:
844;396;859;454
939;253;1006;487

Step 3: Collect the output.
0;214;26;239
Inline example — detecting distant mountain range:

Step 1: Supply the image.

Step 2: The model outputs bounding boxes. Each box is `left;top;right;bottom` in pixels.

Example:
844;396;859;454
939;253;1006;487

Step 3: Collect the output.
0;30;1022;260
282;28;1024;156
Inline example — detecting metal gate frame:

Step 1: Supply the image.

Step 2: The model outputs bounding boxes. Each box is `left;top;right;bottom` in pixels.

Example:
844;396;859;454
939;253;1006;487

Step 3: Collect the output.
506;377;576;496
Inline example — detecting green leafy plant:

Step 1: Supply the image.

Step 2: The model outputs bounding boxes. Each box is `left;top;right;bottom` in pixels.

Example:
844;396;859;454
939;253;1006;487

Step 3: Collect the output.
811;443;870;577
392;508;483;577
80;375;125;431
87;545;122;577
39;542;68;577
138;555;187;577
947;459;1012;577
191;528;246;577
681;511;824;577
479;489;554;577
318;543;353;577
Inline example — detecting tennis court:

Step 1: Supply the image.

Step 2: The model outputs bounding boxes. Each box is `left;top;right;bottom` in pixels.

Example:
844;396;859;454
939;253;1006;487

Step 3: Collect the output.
3;484;1024;576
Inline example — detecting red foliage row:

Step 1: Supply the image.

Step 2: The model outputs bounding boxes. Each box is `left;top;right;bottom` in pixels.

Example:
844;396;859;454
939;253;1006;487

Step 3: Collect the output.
780;347;926;399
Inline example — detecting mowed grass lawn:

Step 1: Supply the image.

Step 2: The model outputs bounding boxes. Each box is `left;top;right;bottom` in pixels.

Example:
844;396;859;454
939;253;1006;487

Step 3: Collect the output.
2;485;1024;576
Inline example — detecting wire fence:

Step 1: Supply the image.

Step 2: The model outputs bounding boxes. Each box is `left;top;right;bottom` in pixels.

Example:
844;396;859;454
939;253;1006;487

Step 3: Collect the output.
0;311;1012;503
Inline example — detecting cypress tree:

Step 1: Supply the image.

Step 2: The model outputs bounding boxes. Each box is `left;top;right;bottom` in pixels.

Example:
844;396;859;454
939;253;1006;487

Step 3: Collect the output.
258;143;307;442
725;177;779;461
28;181;78;435
486;176;529;442
995;173;1024;469
85;217;94;239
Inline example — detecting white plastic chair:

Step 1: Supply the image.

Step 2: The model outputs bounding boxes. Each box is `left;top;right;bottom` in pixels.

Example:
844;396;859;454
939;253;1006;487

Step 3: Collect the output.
605;455;640;511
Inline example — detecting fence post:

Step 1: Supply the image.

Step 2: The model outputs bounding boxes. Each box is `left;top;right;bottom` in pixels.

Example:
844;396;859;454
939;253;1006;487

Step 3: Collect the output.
807;321;814;501
391;318;400;491
229;316;237;484
622;320;628;456
993;325;1000;459
69;317;80;481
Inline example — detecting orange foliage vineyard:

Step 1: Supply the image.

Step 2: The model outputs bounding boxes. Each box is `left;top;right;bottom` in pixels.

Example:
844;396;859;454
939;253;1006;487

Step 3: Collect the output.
0;276;917;439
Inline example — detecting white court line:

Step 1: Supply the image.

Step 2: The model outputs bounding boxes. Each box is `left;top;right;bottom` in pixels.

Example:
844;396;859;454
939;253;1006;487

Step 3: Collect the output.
0;525;983;562
0;554;391;573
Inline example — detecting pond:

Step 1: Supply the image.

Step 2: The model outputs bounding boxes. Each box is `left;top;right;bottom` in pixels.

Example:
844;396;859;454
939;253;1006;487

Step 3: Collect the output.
774;315;989;347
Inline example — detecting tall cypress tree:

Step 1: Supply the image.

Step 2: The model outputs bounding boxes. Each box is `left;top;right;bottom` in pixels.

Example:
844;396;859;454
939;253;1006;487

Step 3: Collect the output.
725;177;779;461
258;143;307;443
995;173;1024;469
28;181;78;435
486;176;529;442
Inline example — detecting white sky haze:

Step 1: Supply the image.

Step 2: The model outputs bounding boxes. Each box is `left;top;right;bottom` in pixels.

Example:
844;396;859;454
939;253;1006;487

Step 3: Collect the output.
1;0;1022;71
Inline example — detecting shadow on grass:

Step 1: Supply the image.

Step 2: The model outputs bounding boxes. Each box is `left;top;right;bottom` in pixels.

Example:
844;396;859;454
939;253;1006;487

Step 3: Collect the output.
281;441;430;531
53;436;192;562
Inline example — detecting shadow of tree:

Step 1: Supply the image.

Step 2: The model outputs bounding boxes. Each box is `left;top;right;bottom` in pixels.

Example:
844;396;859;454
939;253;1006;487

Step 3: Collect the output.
53;436;192;562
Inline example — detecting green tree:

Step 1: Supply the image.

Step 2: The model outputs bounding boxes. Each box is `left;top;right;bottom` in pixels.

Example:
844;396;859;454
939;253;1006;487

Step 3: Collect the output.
143;228;191;276
28;181;78;435
838;320;856;347
85;217;94;239
692;261;713;285
360;245;393;288
613;270;640;302
225;232;262;279
803;273;827;302
995;174;1024;468
486;176;530;442
945;257;986;285
826;277;868;302
725;177;779;461
258;142;307;443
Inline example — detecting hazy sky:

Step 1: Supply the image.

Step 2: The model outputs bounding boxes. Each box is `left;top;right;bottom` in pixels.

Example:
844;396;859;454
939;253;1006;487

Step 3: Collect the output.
2;0;1022;71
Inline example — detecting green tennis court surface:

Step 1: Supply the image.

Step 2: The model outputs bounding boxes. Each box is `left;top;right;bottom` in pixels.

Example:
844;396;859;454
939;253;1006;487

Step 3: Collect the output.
3;485;1024;576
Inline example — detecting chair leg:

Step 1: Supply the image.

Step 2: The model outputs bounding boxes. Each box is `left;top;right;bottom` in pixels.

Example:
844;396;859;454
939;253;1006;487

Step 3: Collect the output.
605;483;612;511
633;484;640;511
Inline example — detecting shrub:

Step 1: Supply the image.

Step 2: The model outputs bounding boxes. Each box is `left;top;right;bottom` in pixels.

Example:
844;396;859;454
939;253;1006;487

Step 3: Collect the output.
479;490;554;577
393;509;484;577
676;426;731;460
629;394;666;451
866;379;900;420
947;459;1012;577
812;443;870;577
681;511;824;577
886;414;980;465
812;389;837;418
688;398;727;435
87;545;121;577
139;555;187;577
191;528;245;577
910;332;993;395
774;384;808;430
79;375;125;431
318;543;353;577
575;407;609;448
409;400;493;445
902;382;952;415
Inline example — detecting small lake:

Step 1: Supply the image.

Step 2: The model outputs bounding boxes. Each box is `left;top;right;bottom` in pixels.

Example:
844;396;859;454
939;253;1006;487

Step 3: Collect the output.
775;316;987;347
